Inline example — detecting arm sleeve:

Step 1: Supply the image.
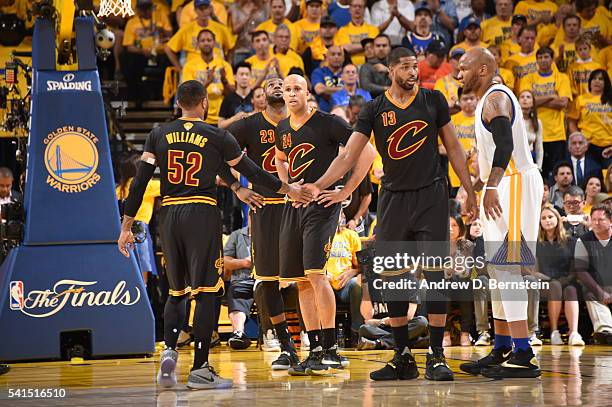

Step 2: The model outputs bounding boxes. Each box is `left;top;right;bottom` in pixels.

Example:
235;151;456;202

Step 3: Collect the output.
490;116;514;170
124;161;156;218
329;114;354;145
221;130;245;161
434;90;451;128
217;162;238;186
354;101;375;137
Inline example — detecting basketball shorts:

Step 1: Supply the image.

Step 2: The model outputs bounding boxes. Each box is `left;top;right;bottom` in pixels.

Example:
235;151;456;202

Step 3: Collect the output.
482;167;543;265
250;202;284;281
279;202;341;282
159;203;224;296
377;179;450;269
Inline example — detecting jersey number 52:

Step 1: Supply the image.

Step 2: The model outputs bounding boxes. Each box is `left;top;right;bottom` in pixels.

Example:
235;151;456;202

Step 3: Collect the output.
168;150;203;186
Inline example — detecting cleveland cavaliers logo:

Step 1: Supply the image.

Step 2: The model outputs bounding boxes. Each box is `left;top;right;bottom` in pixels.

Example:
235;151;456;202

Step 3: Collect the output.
288;143;315;178
44;126;101;193
215;257;224;272
261;146;278;173
387;120;428;160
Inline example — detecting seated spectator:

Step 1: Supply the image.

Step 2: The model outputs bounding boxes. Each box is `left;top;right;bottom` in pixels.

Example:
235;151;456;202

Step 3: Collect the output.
311;45;345;112
574;204;612;345
303;16;339;75
536;205;584;346
273;24;305;76
549;162;574;209
246;31;281;88
0;167;21;205
165;0;233;70
326;213;363;345
450;16;484;55
434;48;463;115
480;0;513;47
223;222;256;350
562;186;590;238
566;132;602;187
518;90;543;171
551;14;582;72
370;0;415;46
575;0;611;51
402;3;440;59
417;39;451;90
218;62;254;129
121;0;172;105
568;69;612;168
504;25;538;92
330;64;372;109
293;0;323;55
520;46;572;178
567;36;603;97
181;29;235;126
228;0;269;64
256;0;299;51
334;0;379;67
582;175;606;221
359;34;392;98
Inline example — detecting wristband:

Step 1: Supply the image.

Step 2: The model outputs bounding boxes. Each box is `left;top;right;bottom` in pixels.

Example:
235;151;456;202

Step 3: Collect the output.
484;186;498;190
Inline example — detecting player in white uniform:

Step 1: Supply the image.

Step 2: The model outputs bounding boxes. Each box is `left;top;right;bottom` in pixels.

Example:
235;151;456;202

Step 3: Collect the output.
456;48;543;379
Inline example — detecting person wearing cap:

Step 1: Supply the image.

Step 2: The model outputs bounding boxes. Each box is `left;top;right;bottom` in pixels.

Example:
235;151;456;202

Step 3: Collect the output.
480;0;514;47
499;14;528;62
359;34;392;97
176;0;229;27
433;47;463;114
426;0;458;46
311;45;345;111
328;0;373;28
256;0;299;51
403;2;439;59
457;0;489;40
293;0;323;55
181;28;236;126
273;24;305;76
334;0;379;66
417;38;452;89
122;0;173;105
514;0;558;28
370;0;415;46
303;15;339;74
449;17;484;55
504;25;538;91
165;0;233;70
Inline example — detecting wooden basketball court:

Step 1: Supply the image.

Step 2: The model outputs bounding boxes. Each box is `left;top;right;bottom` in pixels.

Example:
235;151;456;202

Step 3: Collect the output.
2;345;611;406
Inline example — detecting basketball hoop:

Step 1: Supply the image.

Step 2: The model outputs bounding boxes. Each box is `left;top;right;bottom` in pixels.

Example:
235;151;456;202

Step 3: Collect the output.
97;0;135;17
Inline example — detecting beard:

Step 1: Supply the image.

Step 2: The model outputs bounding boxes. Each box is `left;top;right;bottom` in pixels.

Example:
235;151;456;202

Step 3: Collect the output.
397;77;416;91
267;94;285;105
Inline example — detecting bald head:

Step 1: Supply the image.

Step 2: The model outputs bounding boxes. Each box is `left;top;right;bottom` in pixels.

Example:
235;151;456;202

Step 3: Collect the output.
457;47;498;95
283;74;310;113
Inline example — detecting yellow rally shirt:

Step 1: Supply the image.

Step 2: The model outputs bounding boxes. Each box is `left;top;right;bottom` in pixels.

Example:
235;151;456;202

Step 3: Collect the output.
293;18;321;55
449;112;476;188
123;15;173;49
334;22;379;66
326;228;361;290
167;20;233;63
116;178;161;223
481;16;513;46
567;59;604;96
514;0;558;27
256;19;299;52
505;51;538;92
434;74;461;107
568;93;612;148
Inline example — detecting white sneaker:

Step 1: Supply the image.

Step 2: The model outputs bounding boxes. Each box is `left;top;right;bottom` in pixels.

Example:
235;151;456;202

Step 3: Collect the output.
262;329;281;352
475;330;491;346
300;331;310;351
550;330;563;345
568;331;585;346
529;333;543;346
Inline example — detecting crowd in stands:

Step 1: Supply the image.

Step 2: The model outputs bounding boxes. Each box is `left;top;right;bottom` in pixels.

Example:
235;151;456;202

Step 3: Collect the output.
1;0;611;348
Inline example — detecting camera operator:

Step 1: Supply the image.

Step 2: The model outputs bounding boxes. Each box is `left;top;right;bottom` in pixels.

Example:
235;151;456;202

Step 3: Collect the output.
0;167;21;205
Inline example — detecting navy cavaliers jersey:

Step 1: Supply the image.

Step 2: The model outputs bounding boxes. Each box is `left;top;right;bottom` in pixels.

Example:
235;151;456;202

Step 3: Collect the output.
275;110;353;185
355;87;451;191
144;118;243;204
227;111;284;199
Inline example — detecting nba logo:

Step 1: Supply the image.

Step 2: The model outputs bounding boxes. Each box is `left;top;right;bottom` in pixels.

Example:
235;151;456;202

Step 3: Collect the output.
9;281;24;310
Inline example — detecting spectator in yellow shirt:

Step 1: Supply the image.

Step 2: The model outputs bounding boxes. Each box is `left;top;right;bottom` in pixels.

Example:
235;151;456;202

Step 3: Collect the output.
434;48;464;115
505;25;538;92
520;46;572;178
165;0;233;70
568;36;604;97
576;0;612;50
488;45;515;90
122;0;173;106
116;154;161;284
450;17;484;55
177;0;229;27
326;213;363;340
568;69;612;166
448;92;477;189
304;15;340;75
514;0;557;28
273;24;305;76
256;0;299;51
181;29;236;125
552;15;584;72
246;31;282;88
293;0;323;54
499;14;528;62
334;0;379;66
480;0;514;47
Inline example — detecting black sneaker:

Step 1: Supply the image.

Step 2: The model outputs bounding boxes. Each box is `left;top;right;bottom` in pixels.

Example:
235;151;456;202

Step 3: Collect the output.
322;346;348;369
271;350;299;370
288;347;330;376
370;347;419;381
481;348;541;379
228;331;251;350
425;347;454;381
460;346;512;375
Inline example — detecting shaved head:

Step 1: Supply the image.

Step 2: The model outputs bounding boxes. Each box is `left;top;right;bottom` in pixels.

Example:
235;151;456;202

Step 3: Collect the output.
457;48;498;95
283;74;310;113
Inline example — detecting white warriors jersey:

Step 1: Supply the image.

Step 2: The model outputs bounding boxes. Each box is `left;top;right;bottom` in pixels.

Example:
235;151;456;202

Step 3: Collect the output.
475;83;537;182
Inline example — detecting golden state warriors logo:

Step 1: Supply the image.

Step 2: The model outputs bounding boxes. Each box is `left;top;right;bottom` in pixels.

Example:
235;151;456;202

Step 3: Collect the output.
44;126;101;193
387;120;428;160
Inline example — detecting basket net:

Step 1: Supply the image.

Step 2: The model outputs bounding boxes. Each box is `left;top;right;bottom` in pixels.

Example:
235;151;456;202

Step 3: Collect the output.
98;0;135;17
